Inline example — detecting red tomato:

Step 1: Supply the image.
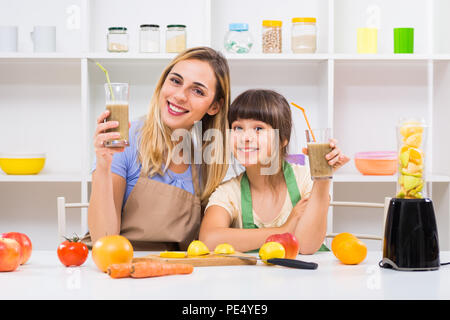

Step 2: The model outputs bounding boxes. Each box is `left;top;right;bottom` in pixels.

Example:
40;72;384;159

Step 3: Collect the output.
57;236;89;267
0;238;21;272
1;232;32;265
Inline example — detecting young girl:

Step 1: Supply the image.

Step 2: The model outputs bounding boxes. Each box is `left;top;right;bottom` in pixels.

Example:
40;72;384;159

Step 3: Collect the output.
87;47;230;250
199;89;349;254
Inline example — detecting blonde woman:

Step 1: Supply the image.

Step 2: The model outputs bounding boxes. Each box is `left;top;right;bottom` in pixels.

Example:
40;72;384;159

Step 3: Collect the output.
87;47;230;250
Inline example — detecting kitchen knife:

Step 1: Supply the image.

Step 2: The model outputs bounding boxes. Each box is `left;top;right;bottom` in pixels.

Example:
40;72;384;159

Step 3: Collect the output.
220;254;318;270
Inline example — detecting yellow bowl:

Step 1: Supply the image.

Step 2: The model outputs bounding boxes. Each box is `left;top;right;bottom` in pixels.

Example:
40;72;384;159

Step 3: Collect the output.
0;153;46;175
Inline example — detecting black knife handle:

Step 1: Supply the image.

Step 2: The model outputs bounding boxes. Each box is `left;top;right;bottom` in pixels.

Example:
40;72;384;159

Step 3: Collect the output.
266;258;318;270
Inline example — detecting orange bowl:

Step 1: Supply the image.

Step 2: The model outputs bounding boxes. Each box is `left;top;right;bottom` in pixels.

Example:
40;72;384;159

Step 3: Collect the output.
354;151;397;175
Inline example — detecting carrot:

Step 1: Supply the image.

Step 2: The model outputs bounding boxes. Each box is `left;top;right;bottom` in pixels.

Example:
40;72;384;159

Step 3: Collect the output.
130;261;193;278
107;263;132;279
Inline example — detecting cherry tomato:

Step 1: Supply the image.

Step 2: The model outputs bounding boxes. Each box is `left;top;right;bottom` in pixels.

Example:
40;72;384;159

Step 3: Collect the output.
57;235;89;267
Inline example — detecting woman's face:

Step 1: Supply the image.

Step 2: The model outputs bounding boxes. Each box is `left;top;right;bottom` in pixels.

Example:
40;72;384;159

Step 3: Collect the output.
159;59;219;130
230;118;279;168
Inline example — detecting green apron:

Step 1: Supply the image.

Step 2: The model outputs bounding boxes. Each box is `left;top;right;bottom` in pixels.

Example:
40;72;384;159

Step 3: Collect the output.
240;161;329;252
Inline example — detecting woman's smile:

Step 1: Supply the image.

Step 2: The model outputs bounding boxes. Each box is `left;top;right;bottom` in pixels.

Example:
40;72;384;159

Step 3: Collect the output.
159;59;218;130
167;100;189;116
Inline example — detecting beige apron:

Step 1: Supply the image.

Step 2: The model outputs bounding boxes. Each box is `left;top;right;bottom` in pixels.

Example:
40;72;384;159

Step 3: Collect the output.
84;165;202;251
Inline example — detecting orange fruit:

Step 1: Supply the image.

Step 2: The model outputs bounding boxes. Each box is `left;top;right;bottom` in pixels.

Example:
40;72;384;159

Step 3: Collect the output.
404;133;422;148
331;232;357;253
408;148;423;165
92;235;134;272
333;237;367;265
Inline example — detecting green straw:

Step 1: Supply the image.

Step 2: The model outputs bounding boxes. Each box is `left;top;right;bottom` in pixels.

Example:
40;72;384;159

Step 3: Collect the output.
95;62;115;101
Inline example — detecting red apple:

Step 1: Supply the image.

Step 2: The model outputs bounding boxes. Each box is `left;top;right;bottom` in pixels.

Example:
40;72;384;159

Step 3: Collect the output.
0;238;21;272
1;232;32;264
265;232;300;259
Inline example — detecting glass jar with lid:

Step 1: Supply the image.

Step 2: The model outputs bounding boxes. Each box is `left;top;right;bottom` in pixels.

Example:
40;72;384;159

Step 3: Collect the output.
107;27;128;52
166;24;186;53
262;20;282;53
140;24;160;53
291;17;317;53
224;23;253;54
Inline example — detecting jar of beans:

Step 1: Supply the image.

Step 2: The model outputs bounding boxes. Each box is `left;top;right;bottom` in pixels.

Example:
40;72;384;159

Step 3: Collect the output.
262;20;282;53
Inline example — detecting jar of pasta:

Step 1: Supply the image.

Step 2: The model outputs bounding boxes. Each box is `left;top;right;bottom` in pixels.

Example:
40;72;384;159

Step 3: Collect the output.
291;17;317;53
262;20;282;53
166;24;186;53
107;27;128;52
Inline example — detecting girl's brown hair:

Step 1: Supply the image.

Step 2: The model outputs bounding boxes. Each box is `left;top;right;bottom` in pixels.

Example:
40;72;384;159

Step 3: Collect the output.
138;47;231;203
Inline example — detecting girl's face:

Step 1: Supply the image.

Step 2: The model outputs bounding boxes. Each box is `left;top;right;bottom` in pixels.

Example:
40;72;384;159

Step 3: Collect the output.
159;59;220;130
230;118;279;167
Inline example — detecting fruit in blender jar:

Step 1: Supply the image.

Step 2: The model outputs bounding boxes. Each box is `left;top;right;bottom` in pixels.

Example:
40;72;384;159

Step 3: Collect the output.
397;121;425;199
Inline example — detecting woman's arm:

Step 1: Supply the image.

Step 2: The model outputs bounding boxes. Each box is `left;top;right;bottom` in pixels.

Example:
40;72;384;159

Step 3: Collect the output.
199;204;303;252
87;110;128;244
88;169;126;244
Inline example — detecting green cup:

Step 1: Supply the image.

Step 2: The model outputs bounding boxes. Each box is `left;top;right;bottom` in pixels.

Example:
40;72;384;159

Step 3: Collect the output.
394;28;414;54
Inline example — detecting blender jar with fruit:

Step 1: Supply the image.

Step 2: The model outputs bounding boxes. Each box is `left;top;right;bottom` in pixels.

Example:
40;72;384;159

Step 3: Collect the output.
380;118;440;271
396;118;426;198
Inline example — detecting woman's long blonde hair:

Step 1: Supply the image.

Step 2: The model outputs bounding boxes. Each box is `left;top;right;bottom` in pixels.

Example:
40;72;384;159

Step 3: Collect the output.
138;47;231;203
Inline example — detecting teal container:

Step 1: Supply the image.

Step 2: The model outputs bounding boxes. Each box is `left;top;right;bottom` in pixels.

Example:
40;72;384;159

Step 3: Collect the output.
394;28;414;54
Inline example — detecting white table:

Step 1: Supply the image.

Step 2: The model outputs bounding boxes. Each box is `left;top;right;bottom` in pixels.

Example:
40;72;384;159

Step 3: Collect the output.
2;250;450;300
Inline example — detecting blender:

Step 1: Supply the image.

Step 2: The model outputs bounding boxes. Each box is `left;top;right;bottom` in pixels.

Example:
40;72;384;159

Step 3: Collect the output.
380;119;440;271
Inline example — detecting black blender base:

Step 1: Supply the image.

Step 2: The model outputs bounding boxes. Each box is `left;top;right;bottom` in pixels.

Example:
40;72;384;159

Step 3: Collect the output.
381;198;440;271
379;257;439;271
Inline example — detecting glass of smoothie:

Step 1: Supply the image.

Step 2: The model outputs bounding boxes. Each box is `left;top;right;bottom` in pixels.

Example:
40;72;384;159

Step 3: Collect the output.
305;128;333;180
104;83;129;148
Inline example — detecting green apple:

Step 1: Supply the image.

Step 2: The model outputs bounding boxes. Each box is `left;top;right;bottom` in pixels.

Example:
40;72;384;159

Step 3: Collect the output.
401;168;422;178
399;150;410;168
403;175;422;191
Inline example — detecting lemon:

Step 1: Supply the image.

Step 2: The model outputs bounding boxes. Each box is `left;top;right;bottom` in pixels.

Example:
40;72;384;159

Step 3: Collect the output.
160;251;187;258
187;240;210;256
259;242;285;265
403;175;422;191
214;243;235;254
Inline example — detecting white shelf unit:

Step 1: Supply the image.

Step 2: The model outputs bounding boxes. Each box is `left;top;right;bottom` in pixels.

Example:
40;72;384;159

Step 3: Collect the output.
0;0;449;251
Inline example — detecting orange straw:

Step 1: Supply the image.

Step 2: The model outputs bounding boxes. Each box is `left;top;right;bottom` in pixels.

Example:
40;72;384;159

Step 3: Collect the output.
290;102;316;142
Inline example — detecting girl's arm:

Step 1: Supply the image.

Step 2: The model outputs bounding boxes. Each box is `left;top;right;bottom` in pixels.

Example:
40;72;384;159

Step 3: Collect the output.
295;138;349;254
199;203;304;252
293;180;330;255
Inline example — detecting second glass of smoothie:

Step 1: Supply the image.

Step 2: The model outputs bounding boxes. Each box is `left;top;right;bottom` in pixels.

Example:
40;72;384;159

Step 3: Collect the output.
305;128;333;180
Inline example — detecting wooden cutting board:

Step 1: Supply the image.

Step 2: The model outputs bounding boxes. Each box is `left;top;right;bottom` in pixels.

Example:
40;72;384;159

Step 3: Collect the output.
132;252;257;267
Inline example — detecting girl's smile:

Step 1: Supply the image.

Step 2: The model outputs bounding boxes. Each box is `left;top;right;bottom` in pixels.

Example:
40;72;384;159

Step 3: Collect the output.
231;118;276;167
